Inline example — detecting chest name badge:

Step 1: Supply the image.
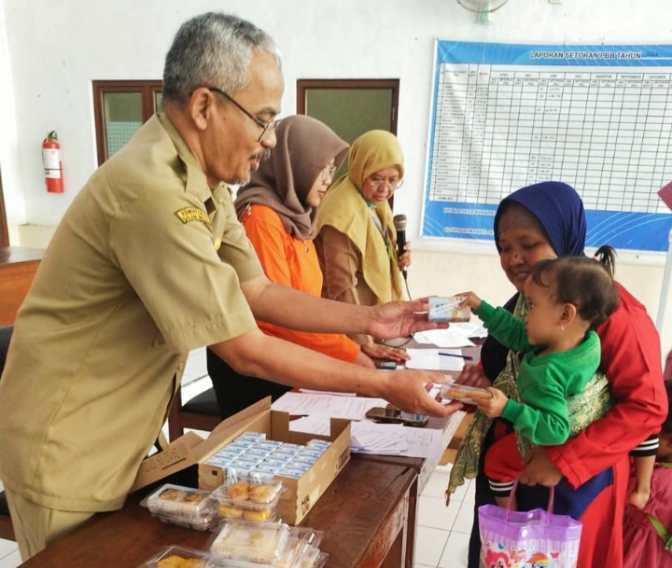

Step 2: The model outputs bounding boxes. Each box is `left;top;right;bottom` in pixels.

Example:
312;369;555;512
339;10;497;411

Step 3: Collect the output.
175;207;211;228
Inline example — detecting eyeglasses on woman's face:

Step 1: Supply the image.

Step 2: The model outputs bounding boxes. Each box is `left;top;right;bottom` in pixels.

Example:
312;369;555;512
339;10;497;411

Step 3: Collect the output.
365;174;404;191
208;87;281;142
320;163;338;183
361;167;403;206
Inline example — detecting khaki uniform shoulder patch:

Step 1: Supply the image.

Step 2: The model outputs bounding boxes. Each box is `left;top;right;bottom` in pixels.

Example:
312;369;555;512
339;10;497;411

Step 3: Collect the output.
175;207;211;228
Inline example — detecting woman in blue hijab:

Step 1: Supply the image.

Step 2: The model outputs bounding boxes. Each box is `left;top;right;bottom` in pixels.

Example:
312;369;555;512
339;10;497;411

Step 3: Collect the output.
481;181;586;379
454;181;666;568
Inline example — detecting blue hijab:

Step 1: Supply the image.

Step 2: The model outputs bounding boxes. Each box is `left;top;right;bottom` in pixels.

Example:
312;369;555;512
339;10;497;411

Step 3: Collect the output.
493;181;586;257
482;181;588;383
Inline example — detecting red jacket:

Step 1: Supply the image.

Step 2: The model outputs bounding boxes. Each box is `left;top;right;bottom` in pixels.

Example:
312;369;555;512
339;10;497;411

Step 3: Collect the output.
546;282;666;487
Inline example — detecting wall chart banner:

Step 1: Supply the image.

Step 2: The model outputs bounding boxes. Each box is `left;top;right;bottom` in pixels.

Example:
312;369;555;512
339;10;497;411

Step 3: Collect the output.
422;41;672;251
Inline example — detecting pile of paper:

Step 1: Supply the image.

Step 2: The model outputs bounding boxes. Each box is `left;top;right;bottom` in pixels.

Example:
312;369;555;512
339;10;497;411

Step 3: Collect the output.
414;322;487;348
350;421;409;455
272;392;453;459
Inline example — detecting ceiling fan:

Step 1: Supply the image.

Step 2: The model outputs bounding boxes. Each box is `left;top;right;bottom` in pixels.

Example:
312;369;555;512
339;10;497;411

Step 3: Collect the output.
457;0;510;13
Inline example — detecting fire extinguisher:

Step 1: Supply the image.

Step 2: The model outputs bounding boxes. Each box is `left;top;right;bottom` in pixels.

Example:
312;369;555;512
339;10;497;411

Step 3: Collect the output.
42;130;64;193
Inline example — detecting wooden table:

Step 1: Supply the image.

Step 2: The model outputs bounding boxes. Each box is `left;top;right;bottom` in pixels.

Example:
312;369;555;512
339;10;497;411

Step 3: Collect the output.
20;459;416;568
357;415;464;568
0;246;44;325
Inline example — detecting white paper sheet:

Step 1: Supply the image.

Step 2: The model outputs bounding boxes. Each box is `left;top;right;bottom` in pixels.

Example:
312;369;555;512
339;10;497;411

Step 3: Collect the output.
405;348;465;372
448;322;488;338
287;416;443;458
271;392;389;421
350;421;409;455
287;415;333;435
413;328;476;348
274;391;460;458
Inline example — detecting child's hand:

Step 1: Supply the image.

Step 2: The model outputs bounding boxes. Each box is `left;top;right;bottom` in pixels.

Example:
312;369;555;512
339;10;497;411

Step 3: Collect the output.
455;291;483;312
627;487;651;510
475;387;508;418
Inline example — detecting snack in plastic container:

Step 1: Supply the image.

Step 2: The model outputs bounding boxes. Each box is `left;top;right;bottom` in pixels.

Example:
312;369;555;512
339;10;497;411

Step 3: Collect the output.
145;484;218;530
439;382;493;404
147;484;213;516
212;477;284;522
218;478;283;504
141;544;215;568
224;481;251;502
208;518;290;566
428;296;472;323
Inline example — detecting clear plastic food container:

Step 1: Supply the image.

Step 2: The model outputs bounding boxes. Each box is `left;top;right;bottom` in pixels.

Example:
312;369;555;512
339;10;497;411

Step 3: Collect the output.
146;484;214;516
439;382;493;404
212;478;284;522
152;510;219;531
145;484;218;531
275;528;325;568
139;544;216;568
288;546;327;568
208;519;290;566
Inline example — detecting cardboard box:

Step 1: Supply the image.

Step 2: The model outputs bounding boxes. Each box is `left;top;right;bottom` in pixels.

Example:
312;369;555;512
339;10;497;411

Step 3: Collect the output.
132;397;351;525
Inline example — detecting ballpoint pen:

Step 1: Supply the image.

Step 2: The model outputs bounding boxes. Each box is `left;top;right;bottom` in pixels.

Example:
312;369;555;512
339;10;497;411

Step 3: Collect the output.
438;352;474;361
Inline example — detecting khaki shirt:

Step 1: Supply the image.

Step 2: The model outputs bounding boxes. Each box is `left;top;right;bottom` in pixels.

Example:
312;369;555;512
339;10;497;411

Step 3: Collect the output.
0;114;263;512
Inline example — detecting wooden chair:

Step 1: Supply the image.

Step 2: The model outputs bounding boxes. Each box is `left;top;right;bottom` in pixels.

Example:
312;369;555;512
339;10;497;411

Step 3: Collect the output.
0;325;16;541
167;384;221;442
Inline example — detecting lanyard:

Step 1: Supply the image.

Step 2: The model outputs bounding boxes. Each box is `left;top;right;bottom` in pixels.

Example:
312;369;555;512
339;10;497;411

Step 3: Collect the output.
368;209;393;260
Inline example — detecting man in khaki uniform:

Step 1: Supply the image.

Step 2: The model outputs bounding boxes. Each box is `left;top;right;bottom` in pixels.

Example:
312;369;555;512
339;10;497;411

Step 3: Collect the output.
0;13;458;560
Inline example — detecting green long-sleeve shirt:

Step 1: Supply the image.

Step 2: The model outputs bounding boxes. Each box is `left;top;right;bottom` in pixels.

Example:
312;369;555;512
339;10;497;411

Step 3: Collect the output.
476;301;601;445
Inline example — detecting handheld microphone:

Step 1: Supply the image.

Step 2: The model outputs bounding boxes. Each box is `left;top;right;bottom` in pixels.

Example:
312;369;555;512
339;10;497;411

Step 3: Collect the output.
393;214;408;281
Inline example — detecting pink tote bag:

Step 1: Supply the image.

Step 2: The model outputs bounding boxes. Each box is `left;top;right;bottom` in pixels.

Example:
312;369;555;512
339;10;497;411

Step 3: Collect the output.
478;482;583;568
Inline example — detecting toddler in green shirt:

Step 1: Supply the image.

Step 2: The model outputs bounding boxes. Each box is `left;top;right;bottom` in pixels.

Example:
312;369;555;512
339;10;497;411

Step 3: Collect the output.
459;250;628;509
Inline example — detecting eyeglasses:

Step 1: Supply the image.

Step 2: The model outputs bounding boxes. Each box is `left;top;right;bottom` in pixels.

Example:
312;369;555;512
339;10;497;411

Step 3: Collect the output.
366;177;404;191
321;164;338;182
208;87;280;142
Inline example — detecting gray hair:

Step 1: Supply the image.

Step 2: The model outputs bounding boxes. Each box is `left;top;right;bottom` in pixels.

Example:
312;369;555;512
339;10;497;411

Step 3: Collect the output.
163;13;280;104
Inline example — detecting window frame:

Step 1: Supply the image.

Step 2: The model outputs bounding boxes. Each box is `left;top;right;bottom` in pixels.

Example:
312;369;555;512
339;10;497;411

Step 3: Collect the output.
296;79;399;135
92;80;162;165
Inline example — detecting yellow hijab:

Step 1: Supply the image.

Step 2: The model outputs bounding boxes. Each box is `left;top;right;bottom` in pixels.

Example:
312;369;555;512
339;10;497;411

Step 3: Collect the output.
316;130;404;303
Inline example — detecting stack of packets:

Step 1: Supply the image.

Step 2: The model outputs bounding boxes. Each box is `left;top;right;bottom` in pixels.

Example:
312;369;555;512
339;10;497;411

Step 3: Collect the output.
138;521;327;567
203;431;331;480
144;432;332;529
139;431;333;566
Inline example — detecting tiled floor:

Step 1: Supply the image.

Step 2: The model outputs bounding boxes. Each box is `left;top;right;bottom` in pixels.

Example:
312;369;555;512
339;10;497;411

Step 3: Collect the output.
415;464;475;568
0;347;476;568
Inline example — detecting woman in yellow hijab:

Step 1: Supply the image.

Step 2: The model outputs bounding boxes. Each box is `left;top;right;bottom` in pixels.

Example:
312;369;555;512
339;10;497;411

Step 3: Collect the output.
315;130;410;362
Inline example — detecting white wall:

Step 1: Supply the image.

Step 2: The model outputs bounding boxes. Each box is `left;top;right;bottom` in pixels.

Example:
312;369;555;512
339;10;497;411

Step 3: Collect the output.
0;0;23;234
3;0;672;349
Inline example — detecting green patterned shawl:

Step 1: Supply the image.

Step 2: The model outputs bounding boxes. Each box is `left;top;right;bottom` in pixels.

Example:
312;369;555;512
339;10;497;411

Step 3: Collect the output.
446;295;614;498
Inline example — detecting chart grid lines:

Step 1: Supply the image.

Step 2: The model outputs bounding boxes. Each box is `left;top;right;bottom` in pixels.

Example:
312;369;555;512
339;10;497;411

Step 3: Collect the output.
422;42;672;251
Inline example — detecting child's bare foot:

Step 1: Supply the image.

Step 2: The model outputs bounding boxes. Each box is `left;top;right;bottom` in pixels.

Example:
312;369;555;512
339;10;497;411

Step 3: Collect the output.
628;488;651;510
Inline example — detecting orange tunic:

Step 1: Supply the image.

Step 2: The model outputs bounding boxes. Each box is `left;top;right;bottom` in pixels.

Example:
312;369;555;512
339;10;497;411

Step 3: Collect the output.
240;204;360;362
